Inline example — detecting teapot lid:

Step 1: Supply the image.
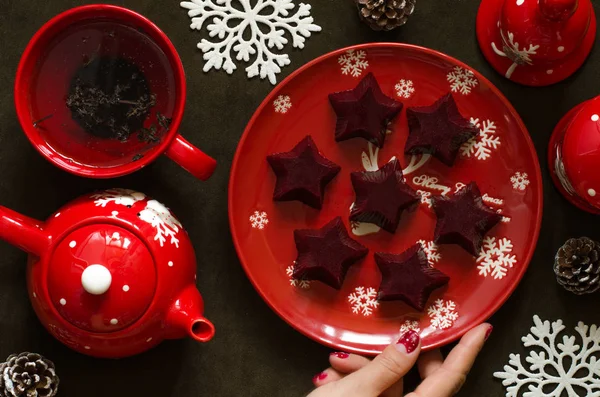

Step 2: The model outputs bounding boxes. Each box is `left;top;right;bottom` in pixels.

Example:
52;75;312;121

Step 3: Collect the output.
47;224;156;332
561;97;600;209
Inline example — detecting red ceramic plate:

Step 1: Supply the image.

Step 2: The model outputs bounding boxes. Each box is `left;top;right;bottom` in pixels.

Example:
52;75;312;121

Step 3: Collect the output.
229;43;542;355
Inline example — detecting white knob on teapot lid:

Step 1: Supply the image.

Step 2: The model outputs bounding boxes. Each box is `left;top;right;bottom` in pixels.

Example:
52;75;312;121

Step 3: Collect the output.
81;264;112;295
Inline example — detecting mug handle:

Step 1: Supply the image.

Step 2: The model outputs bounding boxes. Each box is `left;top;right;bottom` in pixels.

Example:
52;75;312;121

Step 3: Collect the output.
165;134;217;181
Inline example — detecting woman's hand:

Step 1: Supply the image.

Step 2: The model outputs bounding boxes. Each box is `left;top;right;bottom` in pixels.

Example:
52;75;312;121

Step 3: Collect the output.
307;323;492;397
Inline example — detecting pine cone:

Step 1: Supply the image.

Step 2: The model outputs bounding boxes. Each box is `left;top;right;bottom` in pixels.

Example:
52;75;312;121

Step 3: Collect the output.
0;353;58;397
554;237;600;295
356;0;416;31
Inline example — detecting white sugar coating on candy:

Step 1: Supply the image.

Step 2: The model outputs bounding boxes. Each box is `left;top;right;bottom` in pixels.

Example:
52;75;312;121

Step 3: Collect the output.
69;241;76;248
588;189;597;197
60;298;66;306
592;114;599;122
81;264;112;295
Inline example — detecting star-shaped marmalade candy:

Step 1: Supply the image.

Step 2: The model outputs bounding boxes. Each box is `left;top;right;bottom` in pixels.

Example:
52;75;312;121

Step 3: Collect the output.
432;182;503;256
350;158;419;233
293;217;368;289
267;136;341;209
405;93;478;166
375;244;450;311
329;73;403;148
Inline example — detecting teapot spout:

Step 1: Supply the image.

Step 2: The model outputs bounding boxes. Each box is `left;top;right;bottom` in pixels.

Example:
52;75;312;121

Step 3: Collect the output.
0;206;48;256
165;286;215;342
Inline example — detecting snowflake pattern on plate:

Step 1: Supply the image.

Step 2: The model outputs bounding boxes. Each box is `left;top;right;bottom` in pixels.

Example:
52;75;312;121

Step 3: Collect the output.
494;315;600;397
400;319;421;335
249;211;269;229
338;49;369;77
348;286;379;316
491;30;540;79
447;66;479;95
510;172;530;191
418;240;441;265
461;118;500;161
394;79;415;99
477;237;517;280
427;299;458;330
273;95;292;113
180;0;321;85
285;263;311;289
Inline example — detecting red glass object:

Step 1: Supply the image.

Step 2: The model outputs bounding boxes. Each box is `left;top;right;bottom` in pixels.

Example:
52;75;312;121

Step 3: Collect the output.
229;44;543;354
476;0;596;86
0;189;215;358
548;96;600;213
14;5;216;179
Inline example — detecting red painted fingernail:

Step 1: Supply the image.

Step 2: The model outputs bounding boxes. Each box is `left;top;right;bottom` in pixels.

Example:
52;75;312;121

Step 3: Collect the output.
312;372;327;383
396;329;420;354
330;352;349;359
485;325;493;341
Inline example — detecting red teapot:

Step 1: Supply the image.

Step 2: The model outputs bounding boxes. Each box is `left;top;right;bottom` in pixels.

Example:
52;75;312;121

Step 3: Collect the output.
477;0;596;86
549;97;600;214
0;189;215;358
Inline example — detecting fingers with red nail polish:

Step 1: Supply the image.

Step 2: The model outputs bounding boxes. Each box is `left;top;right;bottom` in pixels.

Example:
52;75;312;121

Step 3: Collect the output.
330;352;349;359
485;325;493;341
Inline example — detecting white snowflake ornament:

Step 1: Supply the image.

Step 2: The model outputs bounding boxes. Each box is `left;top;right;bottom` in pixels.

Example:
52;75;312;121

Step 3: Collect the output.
447;66;479;95
427;299;458;330
495;315;600;397
395;79;415;99
461;118;501;161
348;286;379;316
180;0;322;84
477;236;517;280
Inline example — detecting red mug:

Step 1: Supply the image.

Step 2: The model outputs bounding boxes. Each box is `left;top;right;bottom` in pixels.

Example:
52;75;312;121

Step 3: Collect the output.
14;5;216;180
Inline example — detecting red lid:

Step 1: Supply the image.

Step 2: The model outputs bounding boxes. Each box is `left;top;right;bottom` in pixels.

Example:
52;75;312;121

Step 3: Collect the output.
561;96;600;209
500;0;590;62
48;224;156;332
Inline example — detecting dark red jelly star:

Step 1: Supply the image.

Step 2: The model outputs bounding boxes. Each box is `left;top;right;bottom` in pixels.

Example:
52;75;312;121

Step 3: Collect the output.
405;93;478;166
267;136;341;209
375;244;450;311
350;159;419;233
432;182;503;256
293;217;369;289
329;73;403;148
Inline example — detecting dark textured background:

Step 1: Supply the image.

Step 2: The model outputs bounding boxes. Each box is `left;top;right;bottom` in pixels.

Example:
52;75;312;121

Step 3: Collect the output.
0;0;599;396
